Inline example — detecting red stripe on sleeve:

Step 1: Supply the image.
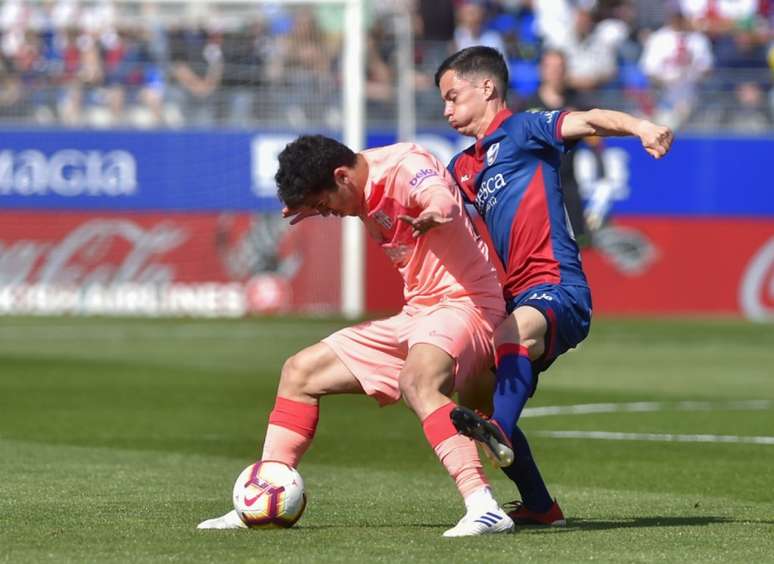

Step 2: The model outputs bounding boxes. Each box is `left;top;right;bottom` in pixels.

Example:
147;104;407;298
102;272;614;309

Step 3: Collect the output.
554;111;569;141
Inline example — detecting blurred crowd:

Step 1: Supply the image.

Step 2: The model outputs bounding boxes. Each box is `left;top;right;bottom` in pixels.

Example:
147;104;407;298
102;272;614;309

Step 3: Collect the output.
0;0;772;131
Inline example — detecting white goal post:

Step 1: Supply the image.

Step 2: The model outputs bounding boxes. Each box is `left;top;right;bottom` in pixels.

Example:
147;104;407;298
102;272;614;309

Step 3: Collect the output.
340;0;366;319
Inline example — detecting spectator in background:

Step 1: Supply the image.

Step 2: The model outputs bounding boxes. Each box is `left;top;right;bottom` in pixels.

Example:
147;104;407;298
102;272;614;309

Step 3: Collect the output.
532;0;580;50
678;0;765;38
520;48;581;111
0;51;22;120
167;25;223;126
640;5;714;128
722;79;773;131
598;0;647;63
103;25;165;127
413;0;458;120
266;7;337;128
519;49;591;246
417;0;456;64
57;26;104;125
770;41;774;124
364;16;394;120
561;8;623;97
715;23;772;131
630;0;669;31
6;27;48;121
453;0;507;55
220;15;271;126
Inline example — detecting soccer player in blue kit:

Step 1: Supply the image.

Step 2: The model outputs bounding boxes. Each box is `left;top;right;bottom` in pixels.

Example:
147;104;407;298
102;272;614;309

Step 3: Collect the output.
435;47;674;525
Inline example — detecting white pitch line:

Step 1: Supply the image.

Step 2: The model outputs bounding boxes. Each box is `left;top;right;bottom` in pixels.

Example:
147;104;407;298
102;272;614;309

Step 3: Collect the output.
533;430;774;445
521;400;772;418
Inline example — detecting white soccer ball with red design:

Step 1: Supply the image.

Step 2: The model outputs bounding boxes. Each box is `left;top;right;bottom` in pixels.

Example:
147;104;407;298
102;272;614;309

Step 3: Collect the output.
232;461;306;528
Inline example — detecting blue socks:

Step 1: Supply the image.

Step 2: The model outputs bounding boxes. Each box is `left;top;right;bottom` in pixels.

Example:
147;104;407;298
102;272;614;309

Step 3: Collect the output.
503;426;552;512
492;344;552;512
491;344;533;435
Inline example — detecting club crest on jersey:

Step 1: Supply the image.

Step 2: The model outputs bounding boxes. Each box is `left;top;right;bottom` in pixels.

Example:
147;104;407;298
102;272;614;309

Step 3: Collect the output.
372;210;393;230
486;143;500;166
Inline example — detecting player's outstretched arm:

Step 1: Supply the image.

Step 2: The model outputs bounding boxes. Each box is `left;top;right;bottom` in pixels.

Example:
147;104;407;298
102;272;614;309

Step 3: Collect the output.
561;109;674;159
399;184;457;237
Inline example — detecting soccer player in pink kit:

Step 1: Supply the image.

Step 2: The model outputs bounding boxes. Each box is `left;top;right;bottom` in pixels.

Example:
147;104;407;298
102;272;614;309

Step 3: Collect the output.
198;135;513;537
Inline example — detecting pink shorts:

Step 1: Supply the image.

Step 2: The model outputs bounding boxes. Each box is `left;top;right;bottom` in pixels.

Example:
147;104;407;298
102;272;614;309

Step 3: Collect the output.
322;301;502;406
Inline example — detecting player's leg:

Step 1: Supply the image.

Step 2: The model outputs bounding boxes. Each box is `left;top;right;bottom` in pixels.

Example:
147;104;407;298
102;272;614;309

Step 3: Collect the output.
492;306;558;517
402;307;513;536
198;342;363;530
400;343;487;499
262;341;365;466
503;285;590;523
454;284;590;525
451;306;545;467
456;366;495;415
497;306;563;522
453;368;562;523
490;306;546;448
451;302;555;510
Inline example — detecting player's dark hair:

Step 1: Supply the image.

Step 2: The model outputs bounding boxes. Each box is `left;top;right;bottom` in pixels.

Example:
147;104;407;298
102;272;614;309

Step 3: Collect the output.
275;135;357;208
434;46;509;100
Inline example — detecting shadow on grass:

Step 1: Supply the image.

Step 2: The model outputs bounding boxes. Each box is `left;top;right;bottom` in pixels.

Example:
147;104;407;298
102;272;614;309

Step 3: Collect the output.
299;524;448;531
528;515;774;532
233;517;774;533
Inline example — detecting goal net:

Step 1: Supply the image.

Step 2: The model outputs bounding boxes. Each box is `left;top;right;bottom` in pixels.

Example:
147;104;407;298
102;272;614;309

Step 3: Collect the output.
0;0;368;317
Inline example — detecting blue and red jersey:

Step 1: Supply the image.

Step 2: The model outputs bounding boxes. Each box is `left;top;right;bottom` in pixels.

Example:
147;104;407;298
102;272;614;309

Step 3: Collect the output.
448;108;589;300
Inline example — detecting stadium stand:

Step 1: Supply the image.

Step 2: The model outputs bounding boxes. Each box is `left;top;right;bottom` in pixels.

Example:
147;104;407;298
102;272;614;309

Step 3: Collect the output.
0;0;770;131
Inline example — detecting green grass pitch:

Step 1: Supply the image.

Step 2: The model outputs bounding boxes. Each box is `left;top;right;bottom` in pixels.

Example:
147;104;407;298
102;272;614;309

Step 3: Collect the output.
1;316;773;563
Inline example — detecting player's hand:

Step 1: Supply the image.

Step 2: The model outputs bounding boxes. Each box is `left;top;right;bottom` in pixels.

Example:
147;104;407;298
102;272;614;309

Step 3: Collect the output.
636;121;674;159
282;206;324;225
398;211;452;237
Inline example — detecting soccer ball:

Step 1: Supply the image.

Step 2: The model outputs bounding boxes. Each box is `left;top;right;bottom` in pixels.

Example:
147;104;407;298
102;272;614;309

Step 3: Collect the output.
232;461;307;528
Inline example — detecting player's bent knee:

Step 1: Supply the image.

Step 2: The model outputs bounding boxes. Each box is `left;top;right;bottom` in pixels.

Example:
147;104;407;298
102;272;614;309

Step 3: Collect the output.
278;351;318;398
398;365;453;411
398;368;422;403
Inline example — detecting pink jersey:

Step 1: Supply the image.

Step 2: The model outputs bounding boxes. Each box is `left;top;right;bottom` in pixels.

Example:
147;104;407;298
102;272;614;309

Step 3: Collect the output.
361;143;504;316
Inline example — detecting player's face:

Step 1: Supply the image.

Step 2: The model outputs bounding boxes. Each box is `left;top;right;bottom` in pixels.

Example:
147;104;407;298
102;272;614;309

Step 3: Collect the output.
438;70;489;137
303;171;363;217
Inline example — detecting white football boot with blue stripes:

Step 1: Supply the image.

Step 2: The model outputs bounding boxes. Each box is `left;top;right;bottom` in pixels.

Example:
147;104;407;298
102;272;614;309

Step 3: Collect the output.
443;487;514;537
443;507;514;537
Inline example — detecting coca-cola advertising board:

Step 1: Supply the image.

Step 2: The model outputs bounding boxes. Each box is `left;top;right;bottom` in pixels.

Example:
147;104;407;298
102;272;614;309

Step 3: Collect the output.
0;212;340;316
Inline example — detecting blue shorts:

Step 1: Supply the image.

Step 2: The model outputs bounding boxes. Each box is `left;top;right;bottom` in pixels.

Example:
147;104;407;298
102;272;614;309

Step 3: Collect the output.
506;283;592;378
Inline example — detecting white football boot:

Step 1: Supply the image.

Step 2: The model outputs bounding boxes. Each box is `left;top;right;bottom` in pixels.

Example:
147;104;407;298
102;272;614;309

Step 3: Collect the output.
443;507;514;537
443;488;514;537
197;509;247;530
